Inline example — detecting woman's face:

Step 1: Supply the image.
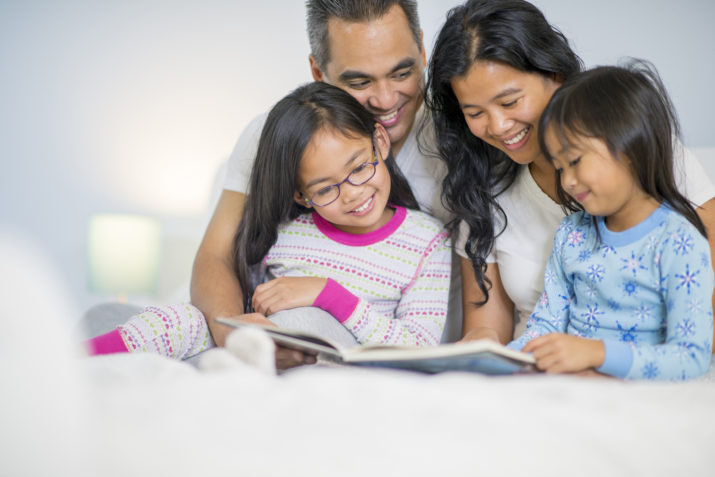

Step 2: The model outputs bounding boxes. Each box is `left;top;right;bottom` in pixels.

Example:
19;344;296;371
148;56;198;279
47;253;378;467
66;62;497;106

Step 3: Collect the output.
450;60;561;165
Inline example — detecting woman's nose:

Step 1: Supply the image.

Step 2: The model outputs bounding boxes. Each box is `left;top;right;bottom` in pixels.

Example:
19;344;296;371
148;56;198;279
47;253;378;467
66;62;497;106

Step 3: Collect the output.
487;111;513;137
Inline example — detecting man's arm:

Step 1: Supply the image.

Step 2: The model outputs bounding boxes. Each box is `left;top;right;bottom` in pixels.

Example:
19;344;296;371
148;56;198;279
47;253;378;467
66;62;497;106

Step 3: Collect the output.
190;190;248;347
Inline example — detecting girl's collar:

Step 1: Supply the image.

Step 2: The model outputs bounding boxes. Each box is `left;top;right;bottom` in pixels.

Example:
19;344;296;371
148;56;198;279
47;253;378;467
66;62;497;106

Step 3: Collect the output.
312;205;407;246
596;203;668;247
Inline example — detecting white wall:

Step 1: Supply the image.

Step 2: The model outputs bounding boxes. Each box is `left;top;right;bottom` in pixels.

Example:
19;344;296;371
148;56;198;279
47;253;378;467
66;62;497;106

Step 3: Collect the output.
1;1;713;313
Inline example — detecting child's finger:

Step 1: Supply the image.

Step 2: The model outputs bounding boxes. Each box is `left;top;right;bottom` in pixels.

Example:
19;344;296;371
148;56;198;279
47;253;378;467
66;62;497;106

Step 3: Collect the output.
522;334;551;353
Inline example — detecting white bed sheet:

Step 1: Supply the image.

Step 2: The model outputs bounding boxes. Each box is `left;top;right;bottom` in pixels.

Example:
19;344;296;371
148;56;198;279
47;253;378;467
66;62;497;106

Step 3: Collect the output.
3;228;714;477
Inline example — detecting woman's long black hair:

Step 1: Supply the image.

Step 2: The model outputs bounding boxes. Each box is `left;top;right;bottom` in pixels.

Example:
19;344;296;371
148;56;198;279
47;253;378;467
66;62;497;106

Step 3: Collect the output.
538;59;706;237
425;0;582;304
233;82;419;312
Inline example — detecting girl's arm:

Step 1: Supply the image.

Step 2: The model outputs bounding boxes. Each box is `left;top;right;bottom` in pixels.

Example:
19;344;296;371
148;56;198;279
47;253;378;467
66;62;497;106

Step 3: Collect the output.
609;226;714;380
315;231;452;347
460;258;515;344
695;197;715;351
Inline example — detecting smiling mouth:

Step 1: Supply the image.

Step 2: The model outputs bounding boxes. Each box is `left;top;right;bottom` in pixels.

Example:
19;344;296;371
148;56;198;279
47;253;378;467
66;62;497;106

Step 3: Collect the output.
375;105;403;128
575;191;589;202
503;126;530;145
351;195;374;214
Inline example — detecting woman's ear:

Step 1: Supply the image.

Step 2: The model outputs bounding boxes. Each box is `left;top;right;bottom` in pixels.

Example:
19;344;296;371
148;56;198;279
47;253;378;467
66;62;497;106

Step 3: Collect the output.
373;123;392;161
294;190;312;209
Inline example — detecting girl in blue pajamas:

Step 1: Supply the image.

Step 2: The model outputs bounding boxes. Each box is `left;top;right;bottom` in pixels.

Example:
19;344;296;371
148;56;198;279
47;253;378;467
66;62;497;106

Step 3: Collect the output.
510;60;713;380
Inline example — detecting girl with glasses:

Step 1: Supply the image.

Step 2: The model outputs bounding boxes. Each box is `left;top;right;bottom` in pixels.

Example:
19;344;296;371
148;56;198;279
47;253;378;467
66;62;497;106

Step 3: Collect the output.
85;82;450;366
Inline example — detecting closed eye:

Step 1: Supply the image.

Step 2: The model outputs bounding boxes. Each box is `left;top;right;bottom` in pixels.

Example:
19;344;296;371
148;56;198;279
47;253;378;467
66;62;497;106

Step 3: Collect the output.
314;186;335;197
347;80;370;89
352;162;370;174
394;68;413;80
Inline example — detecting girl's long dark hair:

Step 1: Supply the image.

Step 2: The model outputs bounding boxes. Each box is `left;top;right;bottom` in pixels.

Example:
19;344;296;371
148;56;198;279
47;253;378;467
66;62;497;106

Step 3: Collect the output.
233;82;419;312
425;0;582;304
538;59;707;237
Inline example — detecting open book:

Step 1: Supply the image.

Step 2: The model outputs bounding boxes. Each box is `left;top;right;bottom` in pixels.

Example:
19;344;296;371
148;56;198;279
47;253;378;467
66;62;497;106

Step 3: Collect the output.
216;317;536;375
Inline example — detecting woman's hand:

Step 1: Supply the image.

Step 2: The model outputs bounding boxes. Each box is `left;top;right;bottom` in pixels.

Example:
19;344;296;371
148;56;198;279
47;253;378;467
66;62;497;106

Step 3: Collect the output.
252;277;328;316
522;333;605;374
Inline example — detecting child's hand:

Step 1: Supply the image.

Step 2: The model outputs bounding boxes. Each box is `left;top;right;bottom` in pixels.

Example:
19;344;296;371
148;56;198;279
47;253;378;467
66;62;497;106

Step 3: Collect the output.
522;333;605;374
252;277;328;316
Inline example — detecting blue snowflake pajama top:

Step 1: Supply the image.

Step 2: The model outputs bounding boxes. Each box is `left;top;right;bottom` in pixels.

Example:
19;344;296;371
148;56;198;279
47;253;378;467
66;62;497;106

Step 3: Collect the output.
511;205;713;380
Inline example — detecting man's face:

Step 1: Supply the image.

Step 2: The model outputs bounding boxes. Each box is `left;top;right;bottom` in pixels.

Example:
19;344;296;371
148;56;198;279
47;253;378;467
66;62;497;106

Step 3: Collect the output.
310;4;426;155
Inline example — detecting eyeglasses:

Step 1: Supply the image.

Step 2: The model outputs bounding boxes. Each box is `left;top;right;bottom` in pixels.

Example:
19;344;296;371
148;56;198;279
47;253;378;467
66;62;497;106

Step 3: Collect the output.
301;140;380;207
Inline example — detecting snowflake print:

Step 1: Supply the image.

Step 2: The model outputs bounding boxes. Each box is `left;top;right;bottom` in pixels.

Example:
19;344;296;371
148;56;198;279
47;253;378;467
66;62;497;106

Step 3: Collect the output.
675;264;700;295
671;232;694;255
632;304;652;322
686;298;703;315
558;293;571;312
646;235;659;251
617;322;639;343
583;283;597;299
567;229;584;247
620;251;647;277
701;252;711;268
641;362;660;379
538;291;549;308
586;264;605;283
544;269;557;285
607;299;621;311
676;341;699;360
581;304;603;332
578;250;592;263
600;244;616;258
676;318;696;338
622;281;638;297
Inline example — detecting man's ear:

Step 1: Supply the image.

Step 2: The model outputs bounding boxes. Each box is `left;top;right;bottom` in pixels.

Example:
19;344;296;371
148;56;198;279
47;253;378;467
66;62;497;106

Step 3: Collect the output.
294;190;312;209
373;123;392;160
309;55;325;82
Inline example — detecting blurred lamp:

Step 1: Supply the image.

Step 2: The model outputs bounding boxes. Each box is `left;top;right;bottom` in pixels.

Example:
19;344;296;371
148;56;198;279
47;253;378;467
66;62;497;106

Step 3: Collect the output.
87;214;161;300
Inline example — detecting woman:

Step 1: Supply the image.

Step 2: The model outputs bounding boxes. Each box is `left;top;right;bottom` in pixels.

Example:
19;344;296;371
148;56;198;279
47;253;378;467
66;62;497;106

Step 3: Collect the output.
425;0;715;346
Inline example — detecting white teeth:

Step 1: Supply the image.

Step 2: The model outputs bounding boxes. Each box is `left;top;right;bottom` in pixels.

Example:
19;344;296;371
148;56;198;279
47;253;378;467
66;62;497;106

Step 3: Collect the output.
504;127;529;145
353;196;373;213
378;110;398;122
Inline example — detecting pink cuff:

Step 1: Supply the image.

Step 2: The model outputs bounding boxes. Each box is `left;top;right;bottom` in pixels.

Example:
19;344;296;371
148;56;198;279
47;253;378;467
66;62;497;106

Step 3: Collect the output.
85;329;129;355
313;278;359;323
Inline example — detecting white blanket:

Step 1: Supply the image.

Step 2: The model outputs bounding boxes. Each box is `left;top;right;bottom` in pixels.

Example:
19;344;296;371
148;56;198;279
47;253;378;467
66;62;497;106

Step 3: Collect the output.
2;228;714;477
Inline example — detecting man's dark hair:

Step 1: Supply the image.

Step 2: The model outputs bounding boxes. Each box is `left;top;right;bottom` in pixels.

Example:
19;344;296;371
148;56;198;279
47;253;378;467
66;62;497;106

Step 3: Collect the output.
306;0;421;71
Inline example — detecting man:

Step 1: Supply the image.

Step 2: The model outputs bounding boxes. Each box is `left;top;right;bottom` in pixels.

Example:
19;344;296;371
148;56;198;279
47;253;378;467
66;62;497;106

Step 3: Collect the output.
191;0;459;358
